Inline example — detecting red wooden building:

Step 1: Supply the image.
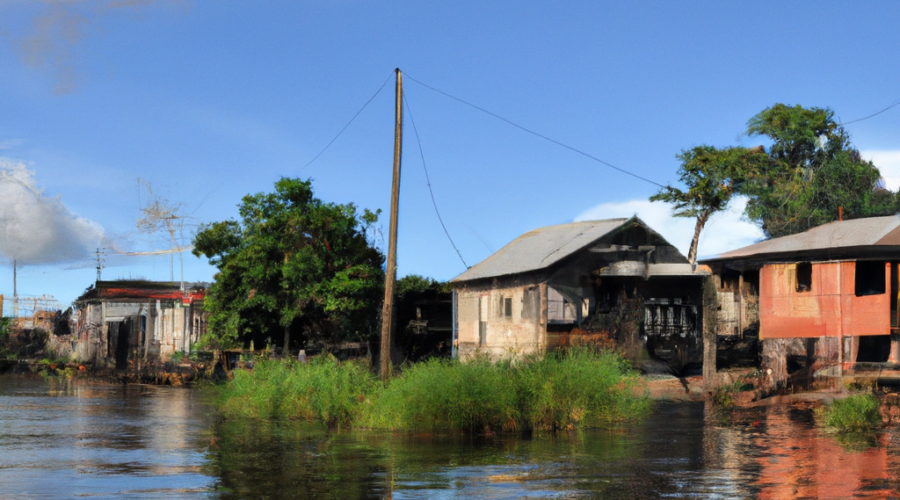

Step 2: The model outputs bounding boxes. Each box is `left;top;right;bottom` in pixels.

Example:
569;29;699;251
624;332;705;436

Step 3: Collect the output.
701;215;900;382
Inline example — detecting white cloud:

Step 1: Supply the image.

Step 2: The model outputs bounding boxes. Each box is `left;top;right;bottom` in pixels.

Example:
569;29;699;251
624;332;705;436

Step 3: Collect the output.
0;158;106;265
862;150;900;191
574;195;764;259
0;139;23;150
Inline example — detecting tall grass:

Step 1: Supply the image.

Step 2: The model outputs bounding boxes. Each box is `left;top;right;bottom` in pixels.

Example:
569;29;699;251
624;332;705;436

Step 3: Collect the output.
213;348;650;432
360;356;519;432
215;354;380;427
820;394;881;432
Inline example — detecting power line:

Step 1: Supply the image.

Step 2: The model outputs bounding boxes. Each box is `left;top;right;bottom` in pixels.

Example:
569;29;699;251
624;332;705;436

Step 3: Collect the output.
403;91;469;269
299;72;394;172
841;98;900;125
403;73;665;189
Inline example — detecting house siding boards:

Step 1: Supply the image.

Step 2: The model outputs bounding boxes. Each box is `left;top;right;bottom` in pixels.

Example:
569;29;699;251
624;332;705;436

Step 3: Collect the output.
759;261;890;339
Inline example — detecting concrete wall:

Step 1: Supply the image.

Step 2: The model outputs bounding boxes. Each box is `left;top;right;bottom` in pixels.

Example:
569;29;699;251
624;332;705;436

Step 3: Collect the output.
455;276;547;361
70;299;207;366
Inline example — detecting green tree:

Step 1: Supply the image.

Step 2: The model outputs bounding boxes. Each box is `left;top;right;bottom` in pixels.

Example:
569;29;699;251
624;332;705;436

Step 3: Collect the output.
742;103;897;237
395;275;450;297
651;145;767;264
192;178;384;352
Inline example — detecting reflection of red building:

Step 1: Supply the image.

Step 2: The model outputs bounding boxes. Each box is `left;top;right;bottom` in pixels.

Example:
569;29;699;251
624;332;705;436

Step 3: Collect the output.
753;406;891;499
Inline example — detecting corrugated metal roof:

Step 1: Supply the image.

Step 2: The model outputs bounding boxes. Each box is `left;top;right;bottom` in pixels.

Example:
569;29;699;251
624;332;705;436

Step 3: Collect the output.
451;218;629;283
702;214;900;262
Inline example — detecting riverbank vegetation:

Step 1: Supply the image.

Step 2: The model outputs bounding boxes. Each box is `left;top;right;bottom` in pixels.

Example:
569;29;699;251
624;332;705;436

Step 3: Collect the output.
819;394;882;432
211;348;650;432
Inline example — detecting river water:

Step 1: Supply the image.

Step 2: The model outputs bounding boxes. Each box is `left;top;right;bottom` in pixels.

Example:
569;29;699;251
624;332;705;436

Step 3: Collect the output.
2;377;900;499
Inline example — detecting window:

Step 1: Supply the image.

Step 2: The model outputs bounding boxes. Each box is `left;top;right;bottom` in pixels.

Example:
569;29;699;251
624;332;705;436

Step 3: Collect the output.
855;261;886;296
796;262;812;292
503;297;512;318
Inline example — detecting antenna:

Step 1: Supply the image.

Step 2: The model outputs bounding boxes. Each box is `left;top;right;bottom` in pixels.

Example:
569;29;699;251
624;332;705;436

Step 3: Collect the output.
95;248;106;281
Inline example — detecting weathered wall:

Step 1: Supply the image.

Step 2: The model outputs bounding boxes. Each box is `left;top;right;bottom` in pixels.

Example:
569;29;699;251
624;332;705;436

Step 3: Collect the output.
760;261;890;339
455;275;546;361
71;299;207;366
714;271;760;337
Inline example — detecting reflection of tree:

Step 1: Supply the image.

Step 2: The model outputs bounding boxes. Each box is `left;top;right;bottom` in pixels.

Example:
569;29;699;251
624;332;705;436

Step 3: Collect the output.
206;415;710;498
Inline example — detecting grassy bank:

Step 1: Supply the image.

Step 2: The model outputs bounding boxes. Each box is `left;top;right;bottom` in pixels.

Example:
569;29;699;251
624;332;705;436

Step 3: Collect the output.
211;349;650;432
819;394;881;432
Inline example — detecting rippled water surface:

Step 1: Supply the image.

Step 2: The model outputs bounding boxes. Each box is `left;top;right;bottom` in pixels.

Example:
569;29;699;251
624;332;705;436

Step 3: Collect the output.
2;377;900;499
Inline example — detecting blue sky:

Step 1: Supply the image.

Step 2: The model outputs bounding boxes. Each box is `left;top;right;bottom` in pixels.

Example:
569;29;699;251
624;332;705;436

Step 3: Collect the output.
3;1;900;306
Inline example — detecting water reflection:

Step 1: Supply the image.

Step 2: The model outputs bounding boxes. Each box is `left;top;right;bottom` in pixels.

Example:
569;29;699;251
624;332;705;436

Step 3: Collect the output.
0;377;213;499
3;378;900;499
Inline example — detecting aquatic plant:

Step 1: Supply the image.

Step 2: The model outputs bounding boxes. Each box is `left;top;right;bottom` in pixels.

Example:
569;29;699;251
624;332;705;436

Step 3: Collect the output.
512;349;649;430
213;348;651;433
820;394;881;432
361;355;518;432
710;374;756;408
215;355;380;427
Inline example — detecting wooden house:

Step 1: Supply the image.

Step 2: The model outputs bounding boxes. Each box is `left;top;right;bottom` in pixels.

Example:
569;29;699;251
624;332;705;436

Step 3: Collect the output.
450;216;710;369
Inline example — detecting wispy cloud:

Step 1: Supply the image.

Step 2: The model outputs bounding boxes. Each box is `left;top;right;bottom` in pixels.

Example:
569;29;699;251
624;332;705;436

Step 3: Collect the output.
0;158;108;265
0;139;23;150
574;196;764;259
5;0;185;95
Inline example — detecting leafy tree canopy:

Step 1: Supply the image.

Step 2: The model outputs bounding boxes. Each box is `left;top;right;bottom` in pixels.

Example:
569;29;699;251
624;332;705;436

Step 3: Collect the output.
651;145;768;264
742;104;898;238
395;275;451;297
192;178;384;351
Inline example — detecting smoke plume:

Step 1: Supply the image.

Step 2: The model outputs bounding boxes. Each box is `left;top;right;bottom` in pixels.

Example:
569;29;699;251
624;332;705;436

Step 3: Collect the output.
0;159;106;265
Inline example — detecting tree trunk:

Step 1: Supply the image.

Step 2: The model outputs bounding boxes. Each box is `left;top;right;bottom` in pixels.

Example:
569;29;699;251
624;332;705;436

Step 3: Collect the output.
283;325;291;357
687;212;711;265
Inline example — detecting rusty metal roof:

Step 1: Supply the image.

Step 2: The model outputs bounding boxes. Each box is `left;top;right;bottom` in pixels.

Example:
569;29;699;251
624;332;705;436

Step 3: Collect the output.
76;280;208;302
702;214;900;262
451;218;633;283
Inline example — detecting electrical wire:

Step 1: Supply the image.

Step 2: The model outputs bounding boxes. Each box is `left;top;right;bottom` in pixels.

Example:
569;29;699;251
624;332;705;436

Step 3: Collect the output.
403;73;665;189
403;91;469;269
299;72;394;172
841;98;900;125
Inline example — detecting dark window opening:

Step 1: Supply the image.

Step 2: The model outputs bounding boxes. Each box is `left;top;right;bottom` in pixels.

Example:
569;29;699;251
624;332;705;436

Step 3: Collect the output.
504;297;512;318
796;262;812;292
855;261;886;297
856;335;891;363
786;354;808;375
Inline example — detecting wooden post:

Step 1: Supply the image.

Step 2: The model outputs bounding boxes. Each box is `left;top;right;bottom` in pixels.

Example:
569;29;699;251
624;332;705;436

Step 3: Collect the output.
380;68;403;382
737;272;744;339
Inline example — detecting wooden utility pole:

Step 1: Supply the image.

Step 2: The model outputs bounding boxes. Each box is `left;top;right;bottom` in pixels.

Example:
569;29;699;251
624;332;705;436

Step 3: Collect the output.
380;68;403;382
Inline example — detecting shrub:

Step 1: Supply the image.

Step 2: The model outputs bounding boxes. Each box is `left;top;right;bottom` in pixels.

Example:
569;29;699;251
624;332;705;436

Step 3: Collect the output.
821;394;881;432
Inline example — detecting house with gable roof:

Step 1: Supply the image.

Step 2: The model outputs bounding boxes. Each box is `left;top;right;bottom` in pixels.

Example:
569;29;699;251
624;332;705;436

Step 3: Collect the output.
450;216;710;370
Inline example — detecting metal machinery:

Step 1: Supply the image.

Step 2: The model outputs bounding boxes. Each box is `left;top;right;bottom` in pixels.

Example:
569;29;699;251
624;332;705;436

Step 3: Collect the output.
643;297;700;369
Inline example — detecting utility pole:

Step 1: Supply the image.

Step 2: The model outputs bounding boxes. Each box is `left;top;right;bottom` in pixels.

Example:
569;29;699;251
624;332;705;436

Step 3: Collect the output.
12;259;17;318
380;68;403;382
